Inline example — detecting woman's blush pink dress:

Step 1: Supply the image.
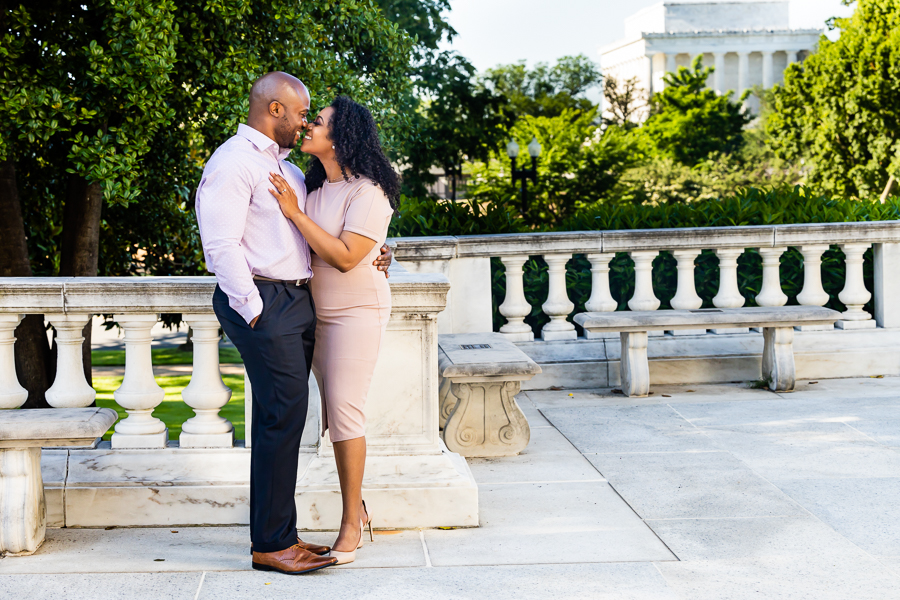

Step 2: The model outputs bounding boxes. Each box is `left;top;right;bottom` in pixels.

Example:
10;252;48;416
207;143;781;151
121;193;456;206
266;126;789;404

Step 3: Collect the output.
306;176;394;442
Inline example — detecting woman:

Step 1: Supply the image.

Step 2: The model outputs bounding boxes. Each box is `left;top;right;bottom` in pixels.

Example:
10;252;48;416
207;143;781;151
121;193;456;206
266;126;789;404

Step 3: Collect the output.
267;95;398;565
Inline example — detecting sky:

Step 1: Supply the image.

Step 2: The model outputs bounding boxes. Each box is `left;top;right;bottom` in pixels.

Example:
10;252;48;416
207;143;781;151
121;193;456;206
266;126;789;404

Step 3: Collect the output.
439;0;856;73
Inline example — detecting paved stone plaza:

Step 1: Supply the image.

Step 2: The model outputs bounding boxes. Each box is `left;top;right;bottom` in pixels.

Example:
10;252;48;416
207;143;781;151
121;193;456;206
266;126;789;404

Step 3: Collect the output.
3;376;900;599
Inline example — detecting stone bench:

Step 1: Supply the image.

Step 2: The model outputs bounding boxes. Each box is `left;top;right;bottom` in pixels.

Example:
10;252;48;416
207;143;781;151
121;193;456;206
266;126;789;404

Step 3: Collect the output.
575;306;843;397
0;407;117;555
438;333;541;457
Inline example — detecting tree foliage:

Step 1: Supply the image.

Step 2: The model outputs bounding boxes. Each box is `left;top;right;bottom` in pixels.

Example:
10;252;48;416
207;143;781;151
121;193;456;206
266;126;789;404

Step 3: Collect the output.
466;108;641;226
644;56;750;166
1;0;415;278
766;0;900;198
480;55;602;119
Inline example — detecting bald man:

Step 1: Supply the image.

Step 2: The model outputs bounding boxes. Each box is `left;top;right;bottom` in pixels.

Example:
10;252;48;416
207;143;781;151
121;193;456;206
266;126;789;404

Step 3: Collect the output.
195;72;391;575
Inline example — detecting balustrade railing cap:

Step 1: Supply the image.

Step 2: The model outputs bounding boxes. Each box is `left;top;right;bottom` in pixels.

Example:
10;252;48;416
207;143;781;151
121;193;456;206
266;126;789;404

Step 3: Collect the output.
0;274;450;315
600;225;776;252
774;221;900;245
389;221;900;258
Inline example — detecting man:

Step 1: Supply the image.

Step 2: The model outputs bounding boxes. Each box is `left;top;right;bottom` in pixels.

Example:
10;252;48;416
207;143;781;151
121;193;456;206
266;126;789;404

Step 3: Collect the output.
195;72;392;575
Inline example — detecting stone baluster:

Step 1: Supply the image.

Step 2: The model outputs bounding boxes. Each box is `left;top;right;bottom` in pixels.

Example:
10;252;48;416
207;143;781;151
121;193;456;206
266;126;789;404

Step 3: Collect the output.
180;314;234;448
111;314;168;448
837;243;875;329
583;253;618;340
541;254;576;341
44;314;96;408
755;247;788;307
0;315;28;409
796;244;832;331
670;249;705;336
712;248;747;334
498;256;534;342
585;253;617;313
628;251;660;311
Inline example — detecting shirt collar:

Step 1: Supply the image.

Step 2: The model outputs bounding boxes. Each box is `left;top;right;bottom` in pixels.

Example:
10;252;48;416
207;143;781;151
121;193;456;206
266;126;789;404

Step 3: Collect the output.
237;123;292;161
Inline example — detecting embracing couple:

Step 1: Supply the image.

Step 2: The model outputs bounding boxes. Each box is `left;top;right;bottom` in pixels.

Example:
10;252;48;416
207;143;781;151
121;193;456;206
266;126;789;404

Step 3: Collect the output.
195;72;397;575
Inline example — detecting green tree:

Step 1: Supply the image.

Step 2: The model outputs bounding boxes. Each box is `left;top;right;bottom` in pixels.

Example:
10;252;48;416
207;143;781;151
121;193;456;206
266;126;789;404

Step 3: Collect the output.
767;0;900;198
1;0;414;407
467;108;641;226
400;52;510;197
643;56;750;166
481;55;602;119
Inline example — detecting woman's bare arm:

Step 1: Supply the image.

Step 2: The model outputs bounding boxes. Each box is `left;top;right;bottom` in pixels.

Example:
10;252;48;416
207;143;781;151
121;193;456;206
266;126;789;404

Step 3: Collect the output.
269;173;378;273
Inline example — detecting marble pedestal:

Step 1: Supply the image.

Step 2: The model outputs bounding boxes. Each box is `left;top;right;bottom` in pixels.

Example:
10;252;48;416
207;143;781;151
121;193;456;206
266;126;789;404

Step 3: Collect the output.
294;268;479;529
295;442;478;529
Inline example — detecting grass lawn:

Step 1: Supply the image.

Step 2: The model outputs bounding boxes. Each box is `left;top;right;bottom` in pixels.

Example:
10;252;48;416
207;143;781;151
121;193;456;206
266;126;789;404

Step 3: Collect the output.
94;375;245;441
92;346;243;366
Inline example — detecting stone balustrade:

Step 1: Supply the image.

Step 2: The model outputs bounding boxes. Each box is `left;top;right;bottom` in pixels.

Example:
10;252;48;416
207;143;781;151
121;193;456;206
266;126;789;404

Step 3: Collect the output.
0;272;478;529
391;222;900;389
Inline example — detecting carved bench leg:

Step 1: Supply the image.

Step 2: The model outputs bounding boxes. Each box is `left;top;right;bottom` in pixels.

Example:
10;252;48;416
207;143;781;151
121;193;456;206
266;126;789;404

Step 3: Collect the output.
438;376;457;430
620;332;650;397
443;380;530;457
762;326;795;392
0;447;46;555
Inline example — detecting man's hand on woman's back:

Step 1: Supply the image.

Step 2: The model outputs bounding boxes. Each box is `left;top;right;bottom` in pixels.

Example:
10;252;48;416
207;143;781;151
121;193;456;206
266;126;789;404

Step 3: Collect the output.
373;244;393;278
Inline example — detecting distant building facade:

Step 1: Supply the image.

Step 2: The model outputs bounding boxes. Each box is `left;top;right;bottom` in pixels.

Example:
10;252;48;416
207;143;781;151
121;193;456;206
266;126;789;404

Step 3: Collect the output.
600;0;822;117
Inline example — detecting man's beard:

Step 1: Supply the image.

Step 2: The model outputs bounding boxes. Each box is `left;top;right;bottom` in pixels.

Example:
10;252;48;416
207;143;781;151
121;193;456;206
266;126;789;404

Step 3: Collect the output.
277;116;297;149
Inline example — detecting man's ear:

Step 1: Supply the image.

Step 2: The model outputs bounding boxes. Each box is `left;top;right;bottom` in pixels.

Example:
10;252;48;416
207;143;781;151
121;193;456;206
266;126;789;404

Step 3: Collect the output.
268;100;281;118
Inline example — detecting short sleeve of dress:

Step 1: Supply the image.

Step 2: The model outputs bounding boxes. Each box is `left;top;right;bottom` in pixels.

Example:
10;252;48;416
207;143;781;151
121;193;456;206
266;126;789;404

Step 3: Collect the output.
343;184;394;242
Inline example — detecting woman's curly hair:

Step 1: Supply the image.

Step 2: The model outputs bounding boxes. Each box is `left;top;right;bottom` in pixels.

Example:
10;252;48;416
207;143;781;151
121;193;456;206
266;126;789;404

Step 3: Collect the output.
305;95;401;208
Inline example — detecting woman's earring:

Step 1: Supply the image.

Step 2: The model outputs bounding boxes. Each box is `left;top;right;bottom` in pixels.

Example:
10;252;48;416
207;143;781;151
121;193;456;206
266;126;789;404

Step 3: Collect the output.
332;145;335;149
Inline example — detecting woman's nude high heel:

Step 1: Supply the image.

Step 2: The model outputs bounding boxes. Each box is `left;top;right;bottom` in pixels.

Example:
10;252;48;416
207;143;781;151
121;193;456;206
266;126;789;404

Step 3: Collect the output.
360;499;374;546
328;522;363;565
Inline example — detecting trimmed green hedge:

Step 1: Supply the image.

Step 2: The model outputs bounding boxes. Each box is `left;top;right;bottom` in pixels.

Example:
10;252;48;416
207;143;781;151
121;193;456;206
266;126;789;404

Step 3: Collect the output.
389;188;900;334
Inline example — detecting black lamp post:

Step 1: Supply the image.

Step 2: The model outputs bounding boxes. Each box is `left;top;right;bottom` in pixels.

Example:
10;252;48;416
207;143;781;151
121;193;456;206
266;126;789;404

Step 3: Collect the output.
444;164;462;201
507;136;542;215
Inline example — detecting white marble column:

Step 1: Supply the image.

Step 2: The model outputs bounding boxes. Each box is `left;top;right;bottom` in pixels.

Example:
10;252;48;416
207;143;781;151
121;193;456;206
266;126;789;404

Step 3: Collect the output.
498;256;534;342
541;254;576;341
44;313;96;408
796;245;833;331
583;253;617;340
786;50;798;65
712;248;747;334
665;53;677;76
837;243;875;329
0;315;28;409
756;247;788;307
111;314;168;449
180;314;234;448
713;52;727;94
628;251;661;312
670;250;706;336
737;51;750;96
762;51;775;88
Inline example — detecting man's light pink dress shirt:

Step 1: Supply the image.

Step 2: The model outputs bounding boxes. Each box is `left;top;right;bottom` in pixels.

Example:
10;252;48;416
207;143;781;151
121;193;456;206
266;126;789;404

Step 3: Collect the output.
196;124;313;323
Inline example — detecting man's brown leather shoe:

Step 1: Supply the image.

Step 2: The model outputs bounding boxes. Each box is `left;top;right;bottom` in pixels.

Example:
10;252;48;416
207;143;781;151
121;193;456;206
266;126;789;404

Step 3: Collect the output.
250;538;330;556
252;544;337;575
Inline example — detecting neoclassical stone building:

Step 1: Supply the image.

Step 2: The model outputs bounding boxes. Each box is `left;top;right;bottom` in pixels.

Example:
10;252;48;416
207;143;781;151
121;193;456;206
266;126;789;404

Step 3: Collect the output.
600;0;822;116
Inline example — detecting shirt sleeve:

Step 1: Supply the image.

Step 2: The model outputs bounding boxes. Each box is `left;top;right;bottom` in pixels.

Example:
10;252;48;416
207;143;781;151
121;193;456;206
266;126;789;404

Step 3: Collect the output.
343;185;394;242
195;151;263;324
